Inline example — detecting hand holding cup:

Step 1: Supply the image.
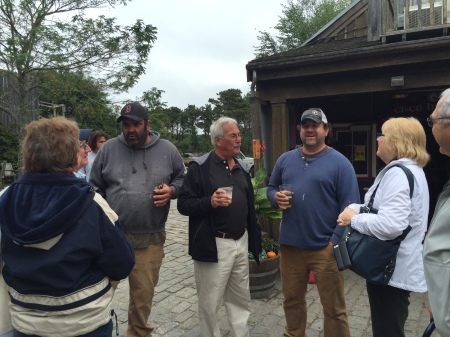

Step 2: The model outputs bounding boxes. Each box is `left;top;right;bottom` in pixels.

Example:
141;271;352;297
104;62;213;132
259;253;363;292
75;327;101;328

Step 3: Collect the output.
277;184;293;210
212;186;233;208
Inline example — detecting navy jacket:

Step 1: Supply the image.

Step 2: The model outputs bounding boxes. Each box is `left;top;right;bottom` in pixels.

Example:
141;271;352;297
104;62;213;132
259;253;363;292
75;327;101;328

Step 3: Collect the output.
0;173;134;336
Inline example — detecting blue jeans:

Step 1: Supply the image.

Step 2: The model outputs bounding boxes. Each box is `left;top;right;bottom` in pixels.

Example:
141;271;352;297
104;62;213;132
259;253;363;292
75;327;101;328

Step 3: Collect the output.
14;320;113;337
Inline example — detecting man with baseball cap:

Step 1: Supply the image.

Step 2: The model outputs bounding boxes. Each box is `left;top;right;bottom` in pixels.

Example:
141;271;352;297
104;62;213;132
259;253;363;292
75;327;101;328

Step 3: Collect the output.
267;108;359;337
300;108;328;124
90;102;185;337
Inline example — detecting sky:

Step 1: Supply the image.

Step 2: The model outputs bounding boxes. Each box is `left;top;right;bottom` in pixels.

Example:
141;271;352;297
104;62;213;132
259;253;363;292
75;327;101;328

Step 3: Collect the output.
99;0;283;109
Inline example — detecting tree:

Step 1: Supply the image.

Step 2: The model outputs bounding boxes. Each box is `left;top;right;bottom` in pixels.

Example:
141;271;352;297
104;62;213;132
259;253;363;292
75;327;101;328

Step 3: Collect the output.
254;0;352;58
0;123;19;165
208;89;252;154
140;87;170;137
0;0;157;128
37;70;121;137
165;106;183;142
196;104;215;141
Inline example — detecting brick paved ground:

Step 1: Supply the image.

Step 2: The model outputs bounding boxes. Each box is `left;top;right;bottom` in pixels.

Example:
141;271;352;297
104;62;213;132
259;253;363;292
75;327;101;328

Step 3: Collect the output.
112;202;439;337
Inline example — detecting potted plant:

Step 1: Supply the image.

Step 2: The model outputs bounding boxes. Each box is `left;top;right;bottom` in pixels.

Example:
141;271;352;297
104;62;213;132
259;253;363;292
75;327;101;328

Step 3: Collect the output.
248;165;282;299
252;167;282;236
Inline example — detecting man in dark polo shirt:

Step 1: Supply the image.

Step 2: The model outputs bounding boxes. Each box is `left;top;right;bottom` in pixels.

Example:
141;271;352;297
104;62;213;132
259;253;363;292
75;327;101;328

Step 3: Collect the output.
177;116;262;337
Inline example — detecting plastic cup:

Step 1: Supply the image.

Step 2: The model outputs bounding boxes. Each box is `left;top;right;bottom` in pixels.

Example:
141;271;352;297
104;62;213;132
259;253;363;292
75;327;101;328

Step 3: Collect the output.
219;186;233;204
279;184;293;208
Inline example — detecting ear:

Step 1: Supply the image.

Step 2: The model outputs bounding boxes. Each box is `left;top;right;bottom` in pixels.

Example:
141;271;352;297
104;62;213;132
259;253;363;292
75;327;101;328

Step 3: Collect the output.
147;120;151;129
73;152;81;170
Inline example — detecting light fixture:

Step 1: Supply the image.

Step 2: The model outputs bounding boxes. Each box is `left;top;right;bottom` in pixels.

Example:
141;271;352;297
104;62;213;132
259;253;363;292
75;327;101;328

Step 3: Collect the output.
392;92;408;99
391;76;404;87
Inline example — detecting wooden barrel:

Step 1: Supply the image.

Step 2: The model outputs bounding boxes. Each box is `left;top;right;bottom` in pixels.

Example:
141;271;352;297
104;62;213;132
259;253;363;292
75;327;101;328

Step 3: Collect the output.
249;254;280;299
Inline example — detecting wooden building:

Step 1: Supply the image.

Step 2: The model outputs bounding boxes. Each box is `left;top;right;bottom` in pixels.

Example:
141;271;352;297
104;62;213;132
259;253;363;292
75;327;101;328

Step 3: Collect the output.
246;0;450;219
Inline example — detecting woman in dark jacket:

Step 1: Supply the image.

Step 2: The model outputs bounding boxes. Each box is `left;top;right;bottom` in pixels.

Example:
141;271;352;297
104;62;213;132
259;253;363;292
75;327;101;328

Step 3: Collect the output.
0;117;135;337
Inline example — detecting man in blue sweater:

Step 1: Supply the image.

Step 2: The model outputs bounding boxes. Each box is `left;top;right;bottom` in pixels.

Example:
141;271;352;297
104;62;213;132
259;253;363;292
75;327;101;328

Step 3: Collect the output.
267;108;360;337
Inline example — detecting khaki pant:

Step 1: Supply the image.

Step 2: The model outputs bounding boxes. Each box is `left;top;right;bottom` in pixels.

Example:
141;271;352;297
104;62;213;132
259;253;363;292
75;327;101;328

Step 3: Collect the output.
280;244;350;337
194;231;250;337
126;243;164;337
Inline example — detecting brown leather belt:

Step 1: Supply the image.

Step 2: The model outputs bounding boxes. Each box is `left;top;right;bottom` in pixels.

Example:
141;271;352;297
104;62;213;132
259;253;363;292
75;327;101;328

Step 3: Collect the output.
215;230;245;240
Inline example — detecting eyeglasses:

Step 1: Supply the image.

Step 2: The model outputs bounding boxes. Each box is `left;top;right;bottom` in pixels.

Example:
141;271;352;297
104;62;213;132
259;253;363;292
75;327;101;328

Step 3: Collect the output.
427;117;448;127
376;133;385;138
227;133;241;140
79;141;88;150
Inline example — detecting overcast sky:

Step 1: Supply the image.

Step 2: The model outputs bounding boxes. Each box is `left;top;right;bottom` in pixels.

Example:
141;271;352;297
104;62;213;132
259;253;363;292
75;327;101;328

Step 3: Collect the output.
101;0;283;109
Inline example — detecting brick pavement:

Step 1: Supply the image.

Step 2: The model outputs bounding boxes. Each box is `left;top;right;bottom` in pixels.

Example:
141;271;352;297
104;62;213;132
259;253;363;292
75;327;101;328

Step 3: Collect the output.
112;202;439;337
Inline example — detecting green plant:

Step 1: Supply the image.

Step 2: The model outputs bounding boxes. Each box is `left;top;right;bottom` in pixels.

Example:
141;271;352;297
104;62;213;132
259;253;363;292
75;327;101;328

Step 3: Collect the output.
249;165;282;260
262;237;280;253
252;167;282;223
249;237;280;260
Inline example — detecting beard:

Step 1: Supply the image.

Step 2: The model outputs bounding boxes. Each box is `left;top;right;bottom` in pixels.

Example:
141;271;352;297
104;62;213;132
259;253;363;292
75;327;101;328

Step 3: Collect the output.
125;128;148;148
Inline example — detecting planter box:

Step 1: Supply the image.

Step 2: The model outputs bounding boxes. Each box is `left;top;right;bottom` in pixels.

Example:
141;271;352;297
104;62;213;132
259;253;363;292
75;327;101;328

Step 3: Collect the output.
248;254;280;299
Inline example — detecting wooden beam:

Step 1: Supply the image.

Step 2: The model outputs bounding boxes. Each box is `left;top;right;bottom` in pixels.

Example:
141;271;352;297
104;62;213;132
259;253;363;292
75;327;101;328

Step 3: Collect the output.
255;66;450;101
271;102;289;165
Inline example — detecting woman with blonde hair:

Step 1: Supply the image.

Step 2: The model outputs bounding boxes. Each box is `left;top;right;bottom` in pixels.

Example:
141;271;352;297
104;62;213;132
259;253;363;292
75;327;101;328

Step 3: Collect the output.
337;117;430;337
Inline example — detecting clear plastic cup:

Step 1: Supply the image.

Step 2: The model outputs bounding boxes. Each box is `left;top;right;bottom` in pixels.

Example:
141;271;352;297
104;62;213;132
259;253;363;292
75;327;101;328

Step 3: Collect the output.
279;184;293;208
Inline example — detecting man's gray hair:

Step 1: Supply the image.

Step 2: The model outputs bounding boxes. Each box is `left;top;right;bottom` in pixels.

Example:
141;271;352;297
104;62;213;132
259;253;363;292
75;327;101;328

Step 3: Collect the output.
440;88;450;119
210;117;238;147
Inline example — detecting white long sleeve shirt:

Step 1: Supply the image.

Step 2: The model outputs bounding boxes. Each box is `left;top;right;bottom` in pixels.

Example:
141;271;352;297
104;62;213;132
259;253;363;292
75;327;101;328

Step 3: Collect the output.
347;158;429;292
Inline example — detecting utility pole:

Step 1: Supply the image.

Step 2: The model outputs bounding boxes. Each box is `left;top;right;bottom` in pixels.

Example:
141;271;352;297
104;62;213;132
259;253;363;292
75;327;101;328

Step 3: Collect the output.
39;101;66;117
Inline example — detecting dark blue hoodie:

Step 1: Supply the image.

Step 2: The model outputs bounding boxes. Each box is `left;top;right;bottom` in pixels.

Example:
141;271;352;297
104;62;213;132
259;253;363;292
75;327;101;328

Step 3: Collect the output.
0;172;135;336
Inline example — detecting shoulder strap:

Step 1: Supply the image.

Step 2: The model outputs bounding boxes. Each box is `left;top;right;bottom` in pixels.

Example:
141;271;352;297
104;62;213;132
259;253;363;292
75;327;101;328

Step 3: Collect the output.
390;163;414;198
367;163;414;209
365;163;415;241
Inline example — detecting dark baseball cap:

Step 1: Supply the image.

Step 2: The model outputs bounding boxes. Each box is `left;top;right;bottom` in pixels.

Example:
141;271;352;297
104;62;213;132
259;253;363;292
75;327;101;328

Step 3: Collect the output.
117;102;149;123
301;108;328;124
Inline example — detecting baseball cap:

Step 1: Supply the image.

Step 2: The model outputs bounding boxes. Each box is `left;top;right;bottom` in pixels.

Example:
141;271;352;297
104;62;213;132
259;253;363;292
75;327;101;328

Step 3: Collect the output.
117;102;149;123
301;108;328;124
79;129;93;141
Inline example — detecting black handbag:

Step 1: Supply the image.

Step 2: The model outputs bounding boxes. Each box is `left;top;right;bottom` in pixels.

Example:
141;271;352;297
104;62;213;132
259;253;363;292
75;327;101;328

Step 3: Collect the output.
335;164;414;285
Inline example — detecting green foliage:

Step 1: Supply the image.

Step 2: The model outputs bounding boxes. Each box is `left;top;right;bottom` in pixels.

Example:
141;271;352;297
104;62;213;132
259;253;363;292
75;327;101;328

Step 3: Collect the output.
248;237;280;260
253;168;282;222
0;0;157;125
261;237;280;253
0;124;19;167
208;89;252;154
255;0;352;58
37;70;121;137
140;88;253;155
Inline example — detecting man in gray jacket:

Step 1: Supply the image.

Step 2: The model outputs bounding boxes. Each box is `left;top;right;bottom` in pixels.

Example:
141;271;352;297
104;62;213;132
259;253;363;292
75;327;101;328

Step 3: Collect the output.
423;88;450;337
90;102;185;337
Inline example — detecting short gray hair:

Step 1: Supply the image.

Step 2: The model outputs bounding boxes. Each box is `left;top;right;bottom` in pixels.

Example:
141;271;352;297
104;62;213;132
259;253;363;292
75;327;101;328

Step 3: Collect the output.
440;88;450;119
210;117;238;147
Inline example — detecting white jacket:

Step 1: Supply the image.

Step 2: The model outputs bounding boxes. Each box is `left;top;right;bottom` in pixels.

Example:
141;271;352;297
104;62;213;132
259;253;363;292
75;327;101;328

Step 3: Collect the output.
347;158;429;292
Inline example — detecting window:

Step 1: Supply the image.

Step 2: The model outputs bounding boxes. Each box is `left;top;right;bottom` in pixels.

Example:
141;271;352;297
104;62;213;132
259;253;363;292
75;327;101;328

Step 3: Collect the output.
336;128;370;176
